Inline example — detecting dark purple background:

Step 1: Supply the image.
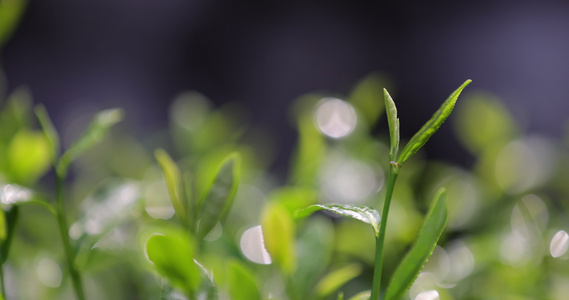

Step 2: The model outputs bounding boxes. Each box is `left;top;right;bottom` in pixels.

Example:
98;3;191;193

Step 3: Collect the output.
3;0;569;172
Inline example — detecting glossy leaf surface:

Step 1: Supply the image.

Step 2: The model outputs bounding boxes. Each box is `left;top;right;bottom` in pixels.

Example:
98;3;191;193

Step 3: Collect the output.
398;80;471;164
296;204;380;237
384;188;448;300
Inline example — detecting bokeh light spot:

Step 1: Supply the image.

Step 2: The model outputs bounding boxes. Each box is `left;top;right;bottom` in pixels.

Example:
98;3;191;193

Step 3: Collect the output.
240;225;272;265
315;98;357;139
550;230;569;258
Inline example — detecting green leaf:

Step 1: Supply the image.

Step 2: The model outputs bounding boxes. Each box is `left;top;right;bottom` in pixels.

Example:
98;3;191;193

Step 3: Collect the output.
6;129;51;184
290;113;325;186
58;108;123;176
195;259;218;300
383;88;400;162
197;153;240;239
154;149;186;222
145;231;202;295
0;0;27;49
293;216;334;298
261;202;296;274
337;292;344;300
384;188;448;300
296;204;381;237
453;92;517;154
0;207;18;264
348;72;387;127
0;208;6;243
348;290;371;300
35;104;61;164
314;263;363;298
397;80;471;164
226;260;260;300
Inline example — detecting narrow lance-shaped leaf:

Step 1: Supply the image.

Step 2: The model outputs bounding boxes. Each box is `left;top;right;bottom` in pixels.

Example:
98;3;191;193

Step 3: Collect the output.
397;80;471;164
197;153;240;239
57;108;123;176
35;105;60;165
383;88;400;162
155;149;186;222
296;204;381;237
384;188;448;300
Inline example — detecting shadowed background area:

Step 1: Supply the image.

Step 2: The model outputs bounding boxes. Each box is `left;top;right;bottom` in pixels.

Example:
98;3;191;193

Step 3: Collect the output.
2;0;569;174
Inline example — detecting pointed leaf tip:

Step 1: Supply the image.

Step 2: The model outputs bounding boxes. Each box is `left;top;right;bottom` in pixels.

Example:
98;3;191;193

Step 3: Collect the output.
397;80;471;164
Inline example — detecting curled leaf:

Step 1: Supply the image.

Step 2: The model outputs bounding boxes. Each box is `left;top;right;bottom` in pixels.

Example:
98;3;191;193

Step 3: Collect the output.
296;204;380;237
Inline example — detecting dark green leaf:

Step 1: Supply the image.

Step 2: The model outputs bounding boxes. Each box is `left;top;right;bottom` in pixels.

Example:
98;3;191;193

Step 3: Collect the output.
290;113;325;186
34;104;60;164
296;204;380;237
0;207;19;265
383;88;400;162
384;188;448;300
155;149;186;222
58;108;123;176
397;80;471;164
146;232;202;295
195;259;218;300
226;260;260;300
197;153;240;239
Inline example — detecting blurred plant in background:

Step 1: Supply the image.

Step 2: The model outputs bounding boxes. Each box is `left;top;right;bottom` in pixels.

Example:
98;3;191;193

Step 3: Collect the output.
1;2;569;300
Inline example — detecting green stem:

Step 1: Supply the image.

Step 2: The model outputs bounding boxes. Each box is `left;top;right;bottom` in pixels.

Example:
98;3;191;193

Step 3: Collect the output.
371;163;400;300
55;172;85;300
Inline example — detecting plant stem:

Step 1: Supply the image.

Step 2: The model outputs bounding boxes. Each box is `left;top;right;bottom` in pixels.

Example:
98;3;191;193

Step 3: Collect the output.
55;173;85;300
371;163;400;300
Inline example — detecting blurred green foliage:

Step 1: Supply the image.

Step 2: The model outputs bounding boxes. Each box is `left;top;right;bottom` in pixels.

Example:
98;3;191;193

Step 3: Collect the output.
0;5;568;299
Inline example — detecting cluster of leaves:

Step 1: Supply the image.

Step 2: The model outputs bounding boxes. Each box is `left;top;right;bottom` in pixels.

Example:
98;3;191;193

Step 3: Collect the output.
2;5;569;300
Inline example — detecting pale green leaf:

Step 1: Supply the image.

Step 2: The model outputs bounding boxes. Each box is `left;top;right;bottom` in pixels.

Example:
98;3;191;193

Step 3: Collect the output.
348;72;387;127
34;104;60;164
6;130;50;184
145;232;202;295
314;263;362;298
398;80;471;164
226;260;260;300
154;149;186;222
384;188;448;300
197;153;240;239
383;88;400;162
261;202;296;274
58;108;123;176
296;204;380;237
0;0;27;49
